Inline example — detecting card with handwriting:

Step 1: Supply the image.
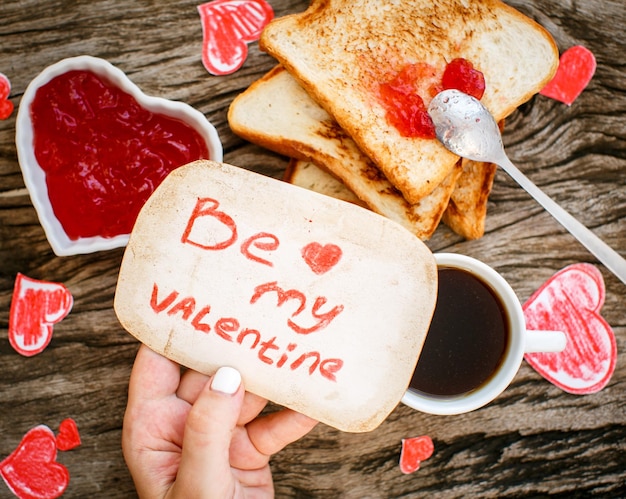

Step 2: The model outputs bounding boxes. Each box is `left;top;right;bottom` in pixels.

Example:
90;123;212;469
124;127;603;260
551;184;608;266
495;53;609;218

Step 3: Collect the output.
115;160;437;432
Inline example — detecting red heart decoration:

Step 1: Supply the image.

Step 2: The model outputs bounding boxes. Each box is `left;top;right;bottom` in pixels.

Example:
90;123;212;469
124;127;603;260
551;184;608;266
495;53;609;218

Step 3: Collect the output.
399;435;434;474
523;264;616;394
9;274;73;357
55;419;81;452
198;0;274;75
0;426;70;499
0;73;14;120
540;45;596;105
301;242;343;275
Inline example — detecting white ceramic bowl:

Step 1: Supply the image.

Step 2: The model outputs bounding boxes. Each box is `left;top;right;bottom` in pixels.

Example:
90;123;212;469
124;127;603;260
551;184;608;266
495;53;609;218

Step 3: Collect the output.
16;55;223;256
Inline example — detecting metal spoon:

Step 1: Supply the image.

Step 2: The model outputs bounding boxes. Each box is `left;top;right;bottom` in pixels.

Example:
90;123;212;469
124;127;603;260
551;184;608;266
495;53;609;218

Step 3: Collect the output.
428;89;626;286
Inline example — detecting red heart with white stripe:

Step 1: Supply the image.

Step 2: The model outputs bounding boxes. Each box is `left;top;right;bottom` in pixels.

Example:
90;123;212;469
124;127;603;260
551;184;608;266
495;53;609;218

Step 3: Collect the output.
523;264;616;394
0;426;69;499
198;0;274;75
8;274;73;357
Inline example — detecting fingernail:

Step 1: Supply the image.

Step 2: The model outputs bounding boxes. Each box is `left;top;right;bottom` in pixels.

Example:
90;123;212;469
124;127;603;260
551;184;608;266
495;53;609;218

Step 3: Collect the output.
211;366;241;395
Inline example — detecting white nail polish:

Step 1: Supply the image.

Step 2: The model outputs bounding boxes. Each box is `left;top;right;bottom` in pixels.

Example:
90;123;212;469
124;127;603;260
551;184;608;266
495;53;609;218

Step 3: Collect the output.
211;366;241;395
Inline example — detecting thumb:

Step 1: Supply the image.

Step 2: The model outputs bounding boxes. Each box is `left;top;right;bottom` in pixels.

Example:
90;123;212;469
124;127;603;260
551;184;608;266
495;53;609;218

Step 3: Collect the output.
170;366;243;497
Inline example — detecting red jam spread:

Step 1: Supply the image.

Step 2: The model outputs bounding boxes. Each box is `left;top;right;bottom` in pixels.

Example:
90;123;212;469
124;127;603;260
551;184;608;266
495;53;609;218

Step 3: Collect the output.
378;58;486;138
442;58;486;100
30;70;210;240
378;63;440;139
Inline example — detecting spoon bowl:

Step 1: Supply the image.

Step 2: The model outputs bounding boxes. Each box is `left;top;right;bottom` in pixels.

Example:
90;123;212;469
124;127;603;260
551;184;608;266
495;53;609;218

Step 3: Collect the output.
428;89;505;163
428;89;626;286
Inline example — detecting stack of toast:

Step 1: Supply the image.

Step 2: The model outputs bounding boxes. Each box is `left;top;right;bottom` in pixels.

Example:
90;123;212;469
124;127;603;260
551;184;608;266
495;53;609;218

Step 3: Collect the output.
228;0;558;240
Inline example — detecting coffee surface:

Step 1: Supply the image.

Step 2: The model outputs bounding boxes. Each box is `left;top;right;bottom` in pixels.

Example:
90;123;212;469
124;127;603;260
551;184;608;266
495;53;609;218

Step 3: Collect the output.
410;267;508;396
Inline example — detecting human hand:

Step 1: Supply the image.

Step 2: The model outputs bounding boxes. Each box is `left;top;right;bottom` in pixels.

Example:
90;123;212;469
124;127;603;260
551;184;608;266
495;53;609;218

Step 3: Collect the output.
122;345;318;498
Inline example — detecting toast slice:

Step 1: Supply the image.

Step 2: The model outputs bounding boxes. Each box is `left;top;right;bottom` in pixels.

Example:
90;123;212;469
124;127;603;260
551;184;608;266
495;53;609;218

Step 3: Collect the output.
287;157;496;241
260;0;558;204
442;119;504;239
228;65;462;240
443;159;498;240
283;159;366;208
285;158;461;240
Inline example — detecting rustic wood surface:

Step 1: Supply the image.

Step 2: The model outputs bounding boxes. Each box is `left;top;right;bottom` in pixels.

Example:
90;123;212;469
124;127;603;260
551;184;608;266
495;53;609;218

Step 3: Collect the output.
0;0;624;497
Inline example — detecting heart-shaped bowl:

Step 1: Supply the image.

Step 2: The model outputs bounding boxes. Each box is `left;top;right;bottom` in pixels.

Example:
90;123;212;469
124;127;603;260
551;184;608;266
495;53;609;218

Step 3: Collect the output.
16;55;223;256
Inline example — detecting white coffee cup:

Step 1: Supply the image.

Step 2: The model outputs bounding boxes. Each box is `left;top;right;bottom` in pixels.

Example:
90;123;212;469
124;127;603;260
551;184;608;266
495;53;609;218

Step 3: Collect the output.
401;253;566;415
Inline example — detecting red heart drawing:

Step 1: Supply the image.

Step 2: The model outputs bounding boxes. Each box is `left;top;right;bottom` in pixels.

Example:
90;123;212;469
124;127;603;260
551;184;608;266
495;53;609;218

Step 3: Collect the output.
301;242;343;275
9;273;73;357
540;45;596;105
0;425;70;499
523;264;616;394
198;0;274;75
399;435;434;474
55;419;81;452
0;73;14;120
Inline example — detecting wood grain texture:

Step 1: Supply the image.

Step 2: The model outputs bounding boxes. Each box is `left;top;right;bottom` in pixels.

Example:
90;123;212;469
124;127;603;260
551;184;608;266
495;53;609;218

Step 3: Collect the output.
0;0;624;497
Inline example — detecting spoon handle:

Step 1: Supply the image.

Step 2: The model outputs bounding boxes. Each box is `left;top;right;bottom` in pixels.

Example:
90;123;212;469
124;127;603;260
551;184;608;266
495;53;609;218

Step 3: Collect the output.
496;154;626;286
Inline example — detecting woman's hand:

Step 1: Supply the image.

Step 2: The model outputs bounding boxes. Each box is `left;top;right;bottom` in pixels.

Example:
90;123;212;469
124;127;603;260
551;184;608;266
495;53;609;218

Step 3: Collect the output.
122;345;318;498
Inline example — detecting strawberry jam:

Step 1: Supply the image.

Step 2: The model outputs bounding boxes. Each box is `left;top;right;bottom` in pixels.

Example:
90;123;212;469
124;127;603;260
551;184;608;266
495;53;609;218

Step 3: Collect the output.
378;58;485;138
442;58;486;100
378;64;440;139
30;70;210;240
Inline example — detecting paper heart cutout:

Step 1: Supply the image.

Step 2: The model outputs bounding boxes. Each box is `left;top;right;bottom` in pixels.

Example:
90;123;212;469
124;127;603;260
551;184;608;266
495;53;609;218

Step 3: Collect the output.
55;419;81;452
198;0;274;75
0;425;70;499
0;72;14;120
16;56;222;256
301;242;343;274
399;435;434;474
523;263;616;394
540;45;596;105
9;274;73;357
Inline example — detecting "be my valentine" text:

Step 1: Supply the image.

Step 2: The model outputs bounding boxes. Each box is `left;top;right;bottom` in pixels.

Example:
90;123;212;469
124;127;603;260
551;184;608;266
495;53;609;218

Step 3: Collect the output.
145;196;348;382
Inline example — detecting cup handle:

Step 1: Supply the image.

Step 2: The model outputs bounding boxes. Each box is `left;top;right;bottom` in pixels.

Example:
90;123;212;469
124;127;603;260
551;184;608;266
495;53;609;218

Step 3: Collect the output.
524;330;567;353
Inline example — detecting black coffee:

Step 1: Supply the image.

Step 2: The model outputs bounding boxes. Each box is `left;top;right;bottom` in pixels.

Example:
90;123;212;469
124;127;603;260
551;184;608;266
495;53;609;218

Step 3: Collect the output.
409;267;509;397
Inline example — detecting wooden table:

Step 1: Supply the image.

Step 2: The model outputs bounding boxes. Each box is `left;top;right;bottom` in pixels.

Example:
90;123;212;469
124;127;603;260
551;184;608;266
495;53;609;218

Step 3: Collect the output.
1;1;624;497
